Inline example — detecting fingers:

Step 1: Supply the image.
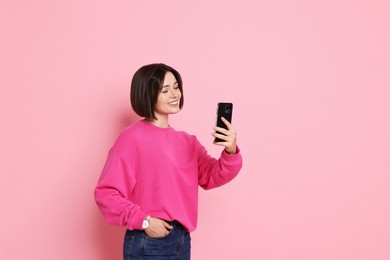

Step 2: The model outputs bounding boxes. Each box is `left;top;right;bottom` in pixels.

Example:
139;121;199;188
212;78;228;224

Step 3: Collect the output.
145;218;172;238
163;221;173;230
212;119;237;154
154;220;172;237
212;125;236;141
220;117;233;130
212;131;228;142
213;129;228;139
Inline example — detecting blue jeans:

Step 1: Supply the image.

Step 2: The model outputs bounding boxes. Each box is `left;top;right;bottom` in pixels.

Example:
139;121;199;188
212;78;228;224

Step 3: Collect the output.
123;221;191;260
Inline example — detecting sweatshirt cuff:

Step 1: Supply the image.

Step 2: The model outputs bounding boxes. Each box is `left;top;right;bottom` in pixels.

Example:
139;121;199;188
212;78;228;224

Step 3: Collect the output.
223;146;241;156
129;208;148;230
221;146;242;164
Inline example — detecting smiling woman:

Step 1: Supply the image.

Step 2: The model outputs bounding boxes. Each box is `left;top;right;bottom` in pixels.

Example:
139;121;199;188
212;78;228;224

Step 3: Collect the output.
153;71;182;127
94;63;243;260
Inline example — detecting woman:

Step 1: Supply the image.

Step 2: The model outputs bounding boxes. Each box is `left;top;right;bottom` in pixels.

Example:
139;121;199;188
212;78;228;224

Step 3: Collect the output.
94;63;242;260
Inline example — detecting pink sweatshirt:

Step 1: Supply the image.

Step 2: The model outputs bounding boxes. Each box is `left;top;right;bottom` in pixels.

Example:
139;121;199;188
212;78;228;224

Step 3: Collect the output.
94;120;242;232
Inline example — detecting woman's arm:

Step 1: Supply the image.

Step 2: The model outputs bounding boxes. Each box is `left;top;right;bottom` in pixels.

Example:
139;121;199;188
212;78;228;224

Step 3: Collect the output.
94;150;147;230
198;119;243;189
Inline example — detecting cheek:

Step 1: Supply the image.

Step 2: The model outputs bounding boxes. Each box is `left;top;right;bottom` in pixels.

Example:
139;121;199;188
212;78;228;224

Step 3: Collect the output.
156;95;168;107
157;94;165;103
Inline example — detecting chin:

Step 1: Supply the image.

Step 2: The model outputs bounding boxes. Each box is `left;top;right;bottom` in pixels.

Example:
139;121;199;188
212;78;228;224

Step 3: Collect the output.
171;109;181;114
169;108;181;114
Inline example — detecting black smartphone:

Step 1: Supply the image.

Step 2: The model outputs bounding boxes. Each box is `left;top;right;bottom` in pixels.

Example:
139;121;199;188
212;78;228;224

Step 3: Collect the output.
214;102;233;142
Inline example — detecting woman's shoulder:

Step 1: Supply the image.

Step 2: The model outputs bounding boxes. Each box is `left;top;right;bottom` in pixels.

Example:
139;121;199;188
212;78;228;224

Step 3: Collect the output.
118;120;143;135
112;120;146;147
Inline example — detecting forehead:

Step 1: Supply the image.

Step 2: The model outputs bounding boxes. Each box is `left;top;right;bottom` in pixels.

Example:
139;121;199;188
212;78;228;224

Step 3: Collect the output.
163;71;177;85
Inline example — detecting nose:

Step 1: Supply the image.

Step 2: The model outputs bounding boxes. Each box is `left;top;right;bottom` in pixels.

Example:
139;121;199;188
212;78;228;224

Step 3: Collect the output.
169;88;179;98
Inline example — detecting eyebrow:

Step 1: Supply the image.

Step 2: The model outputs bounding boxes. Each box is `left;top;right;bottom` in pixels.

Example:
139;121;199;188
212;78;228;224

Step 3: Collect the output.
162;82;178;88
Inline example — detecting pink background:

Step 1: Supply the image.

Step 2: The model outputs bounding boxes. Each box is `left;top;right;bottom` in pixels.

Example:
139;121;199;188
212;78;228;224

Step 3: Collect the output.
1;0;389;259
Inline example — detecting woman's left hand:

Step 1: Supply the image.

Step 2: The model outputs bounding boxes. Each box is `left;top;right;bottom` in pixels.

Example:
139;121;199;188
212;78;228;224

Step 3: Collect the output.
212;117;237;154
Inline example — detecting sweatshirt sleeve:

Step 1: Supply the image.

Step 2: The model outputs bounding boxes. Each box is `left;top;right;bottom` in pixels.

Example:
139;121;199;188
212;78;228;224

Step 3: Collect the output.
197;140;243;190
94;149;147;230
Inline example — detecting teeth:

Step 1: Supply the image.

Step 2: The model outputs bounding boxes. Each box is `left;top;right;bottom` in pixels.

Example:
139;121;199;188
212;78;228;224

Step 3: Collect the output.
169;101;178;105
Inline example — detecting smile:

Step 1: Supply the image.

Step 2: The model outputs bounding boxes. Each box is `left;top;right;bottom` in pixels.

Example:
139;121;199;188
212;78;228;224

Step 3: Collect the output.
168;101;179;106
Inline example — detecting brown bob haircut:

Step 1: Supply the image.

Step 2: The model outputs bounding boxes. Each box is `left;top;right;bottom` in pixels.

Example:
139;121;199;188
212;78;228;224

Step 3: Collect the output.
130;63;184;120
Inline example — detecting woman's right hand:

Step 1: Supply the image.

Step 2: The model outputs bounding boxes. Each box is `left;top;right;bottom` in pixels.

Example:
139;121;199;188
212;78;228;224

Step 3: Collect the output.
144;217;173;238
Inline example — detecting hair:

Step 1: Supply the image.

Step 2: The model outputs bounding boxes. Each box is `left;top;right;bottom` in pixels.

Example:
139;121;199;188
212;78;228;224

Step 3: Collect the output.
130;63;184;120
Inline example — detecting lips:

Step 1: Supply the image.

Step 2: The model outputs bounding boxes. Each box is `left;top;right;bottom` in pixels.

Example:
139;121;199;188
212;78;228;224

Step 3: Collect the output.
168;100;179;106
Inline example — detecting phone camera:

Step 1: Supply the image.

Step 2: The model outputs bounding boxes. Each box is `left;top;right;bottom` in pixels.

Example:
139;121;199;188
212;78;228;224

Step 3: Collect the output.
224;105;231;113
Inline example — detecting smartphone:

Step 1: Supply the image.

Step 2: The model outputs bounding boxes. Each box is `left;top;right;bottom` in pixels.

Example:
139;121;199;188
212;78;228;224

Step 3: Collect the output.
214;102;233;142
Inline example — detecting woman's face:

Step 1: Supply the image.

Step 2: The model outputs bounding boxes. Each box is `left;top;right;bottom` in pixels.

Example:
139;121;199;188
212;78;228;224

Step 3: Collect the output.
154;71;182;118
